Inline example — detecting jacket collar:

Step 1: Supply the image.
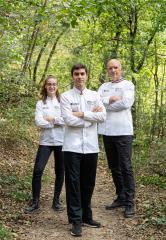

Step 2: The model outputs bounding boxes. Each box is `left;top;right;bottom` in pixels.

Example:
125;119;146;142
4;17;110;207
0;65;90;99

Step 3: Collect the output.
111;77;124;83
73;87;88;95
46;96;57;101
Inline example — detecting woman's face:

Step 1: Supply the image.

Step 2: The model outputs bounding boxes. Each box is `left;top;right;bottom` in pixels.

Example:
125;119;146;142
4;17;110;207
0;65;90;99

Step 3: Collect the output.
45;78;58;97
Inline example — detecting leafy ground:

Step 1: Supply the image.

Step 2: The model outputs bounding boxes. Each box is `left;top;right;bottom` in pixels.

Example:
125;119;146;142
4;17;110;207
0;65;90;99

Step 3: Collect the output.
0;140;166;240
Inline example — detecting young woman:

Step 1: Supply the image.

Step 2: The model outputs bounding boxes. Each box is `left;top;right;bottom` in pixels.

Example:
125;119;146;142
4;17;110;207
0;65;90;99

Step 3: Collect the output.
25;75;64;213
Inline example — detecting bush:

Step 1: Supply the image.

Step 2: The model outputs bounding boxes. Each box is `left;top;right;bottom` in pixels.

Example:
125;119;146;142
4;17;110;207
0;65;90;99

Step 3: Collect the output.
0;96;37;143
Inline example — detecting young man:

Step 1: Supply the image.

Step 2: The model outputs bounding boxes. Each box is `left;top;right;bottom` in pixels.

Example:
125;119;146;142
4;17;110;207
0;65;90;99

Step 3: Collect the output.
60;63;106;237
98;59;135;218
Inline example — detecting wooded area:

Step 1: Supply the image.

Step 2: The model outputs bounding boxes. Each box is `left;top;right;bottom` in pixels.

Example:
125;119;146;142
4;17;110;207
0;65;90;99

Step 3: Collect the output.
0;0;166;239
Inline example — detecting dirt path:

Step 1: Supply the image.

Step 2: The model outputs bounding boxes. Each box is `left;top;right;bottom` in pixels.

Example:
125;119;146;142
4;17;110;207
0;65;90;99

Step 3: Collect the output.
17;160;157;240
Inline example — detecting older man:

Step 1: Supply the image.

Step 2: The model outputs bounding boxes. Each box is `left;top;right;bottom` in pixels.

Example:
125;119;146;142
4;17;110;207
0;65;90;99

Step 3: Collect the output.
61;63;106;237
98;59;135;218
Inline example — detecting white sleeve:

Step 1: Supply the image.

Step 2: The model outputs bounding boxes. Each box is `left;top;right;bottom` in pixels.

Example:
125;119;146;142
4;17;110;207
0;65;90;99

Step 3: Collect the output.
98;83;135;112
83;93;106;123
109;84;135;111
53;117;65;126
60;94;90;128
98;85;110;108
35;101;54;128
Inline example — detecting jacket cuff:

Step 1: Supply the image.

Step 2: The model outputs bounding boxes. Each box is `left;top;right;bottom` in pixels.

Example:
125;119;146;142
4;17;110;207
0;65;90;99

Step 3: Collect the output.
84;120;92;128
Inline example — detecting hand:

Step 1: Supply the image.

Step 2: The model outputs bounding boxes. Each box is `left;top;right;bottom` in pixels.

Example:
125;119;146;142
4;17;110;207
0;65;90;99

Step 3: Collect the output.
109;96;122;104
44;116;54;123
73;111;84;118
92;106;103;112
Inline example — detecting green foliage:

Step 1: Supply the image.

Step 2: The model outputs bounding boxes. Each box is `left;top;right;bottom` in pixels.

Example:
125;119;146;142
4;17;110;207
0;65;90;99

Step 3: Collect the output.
0;96;37;143
155;216;166;226
0;174;32;202
138;175;166;189
0;174;32;191
150;140;166;164
0;170;51;202
10;191;31;202
132;136;151;172
144;204;166;227
0;175;17;186
0;224;13;240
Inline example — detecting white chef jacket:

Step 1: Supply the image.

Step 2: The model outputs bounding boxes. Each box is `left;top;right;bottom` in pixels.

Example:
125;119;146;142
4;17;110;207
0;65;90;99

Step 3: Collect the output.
35;97;64;146
98;80;134;136
60;87;106;154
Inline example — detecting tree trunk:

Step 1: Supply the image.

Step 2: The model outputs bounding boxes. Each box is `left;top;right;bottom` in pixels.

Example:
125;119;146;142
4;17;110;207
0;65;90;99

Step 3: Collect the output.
158;60;166;138
33;38;50;85
87;17;97;88
131;75;137;134
150;41;159;140
110;26;121;59
39;29;67;85
20;0;48;80
20;24;40;79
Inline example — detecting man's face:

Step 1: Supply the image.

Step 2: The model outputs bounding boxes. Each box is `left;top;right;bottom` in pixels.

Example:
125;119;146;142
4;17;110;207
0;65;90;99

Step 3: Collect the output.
107;60;122;82
72;68;88;89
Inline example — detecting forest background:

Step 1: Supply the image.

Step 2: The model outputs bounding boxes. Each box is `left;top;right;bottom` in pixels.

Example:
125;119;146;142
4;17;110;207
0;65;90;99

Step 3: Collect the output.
0;0;166;239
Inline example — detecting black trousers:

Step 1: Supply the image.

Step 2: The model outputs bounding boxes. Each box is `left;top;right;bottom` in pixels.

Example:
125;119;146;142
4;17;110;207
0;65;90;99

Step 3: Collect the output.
103;135;135;205
32;145;64;202
64;151;98;224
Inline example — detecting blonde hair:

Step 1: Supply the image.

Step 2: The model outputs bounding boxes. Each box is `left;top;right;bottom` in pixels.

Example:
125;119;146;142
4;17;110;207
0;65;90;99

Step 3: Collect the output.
107;59;122;69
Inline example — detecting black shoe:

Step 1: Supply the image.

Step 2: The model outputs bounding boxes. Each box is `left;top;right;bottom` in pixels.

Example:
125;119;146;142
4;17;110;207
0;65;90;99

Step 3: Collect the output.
52;202;63;211
124;205;135;218
105;198;126;210
71;223;82;237
52;197;64;211
83;219;101;228
24;201;39;213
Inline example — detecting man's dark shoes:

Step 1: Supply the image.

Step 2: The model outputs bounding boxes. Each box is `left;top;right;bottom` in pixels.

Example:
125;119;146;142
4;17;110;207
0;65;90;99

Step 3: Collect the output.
24;201;39;213
124;205;135;218
83;219;101;228
71;223;82;237
105;198;126;210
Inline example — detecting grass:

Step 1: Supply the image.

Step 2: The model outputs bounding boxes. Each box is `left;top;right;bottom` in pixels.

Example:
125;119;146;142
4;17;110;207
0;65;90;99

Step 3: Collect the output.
0;174;32;202
0;224;13;240
138;175;166;189
144;204;166;227
0;169;51;202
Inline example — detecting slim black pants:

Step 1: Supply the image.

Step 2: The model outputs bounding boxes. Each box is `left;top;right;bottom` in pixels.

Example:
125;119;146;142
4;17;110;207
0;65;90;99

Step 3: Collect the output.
64;151;98;224
32;145;64;202
103;135;135;205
